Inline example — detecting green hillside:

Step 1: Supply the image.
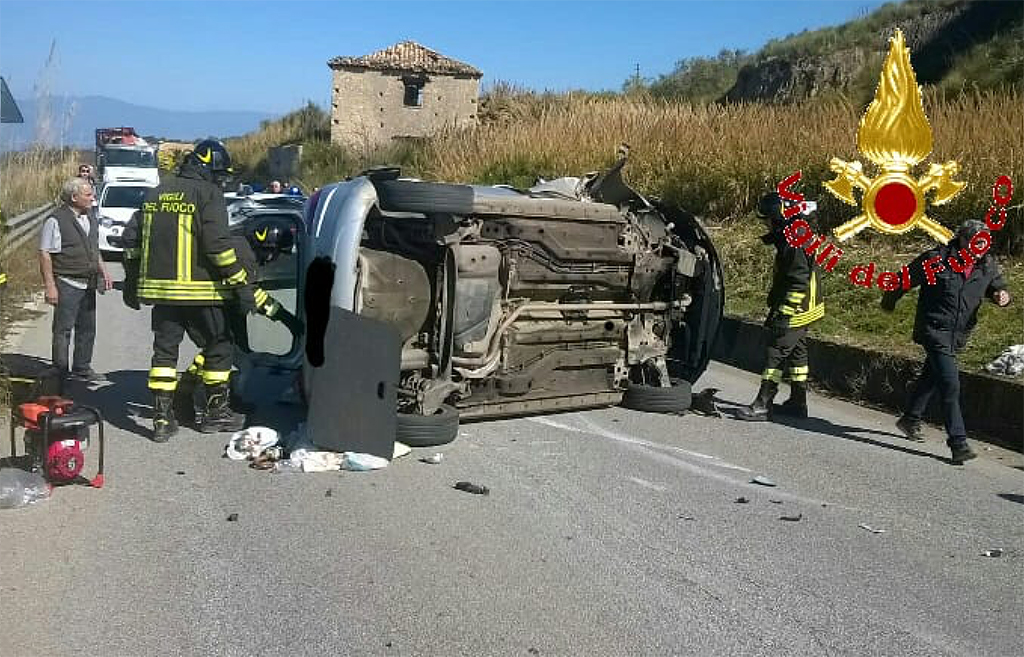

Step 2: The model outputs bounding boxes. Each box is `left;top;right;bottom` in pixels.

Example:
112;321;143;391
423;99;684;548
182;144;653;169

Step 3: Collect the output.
645;0;1023;104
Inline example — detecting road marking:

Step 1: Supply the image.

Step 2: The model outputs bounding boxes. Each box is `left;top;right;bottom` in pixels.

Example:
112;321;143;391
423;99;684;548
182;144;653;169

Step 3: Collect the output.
628;476;668;492
529;416;750;471
528;415;848;510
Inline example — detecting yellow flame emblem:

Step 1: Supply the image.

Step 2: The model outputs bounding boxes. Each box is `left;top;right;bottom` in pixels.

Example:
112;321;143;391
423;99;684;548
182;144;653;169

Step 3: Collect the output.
825;29;964;243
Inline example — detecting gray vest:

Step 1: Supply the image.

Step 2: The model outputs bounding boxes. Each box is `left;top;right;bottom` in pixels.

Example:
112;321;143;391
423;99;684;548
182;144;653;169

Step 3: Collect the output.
51;204;100;281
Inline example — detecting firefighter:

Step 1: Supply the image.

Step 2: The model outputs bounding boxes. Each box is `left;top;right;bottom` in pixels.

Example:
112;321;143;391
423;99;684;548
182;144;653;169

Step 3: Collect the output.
737;192;825;421
172;220;303;426
122;139;256;442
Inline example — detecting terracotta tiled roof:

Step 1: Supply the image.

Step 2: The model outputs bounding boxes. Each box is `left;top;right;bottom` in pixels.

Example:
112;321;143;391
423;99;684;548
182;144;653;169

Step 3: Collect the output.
327;41;482;78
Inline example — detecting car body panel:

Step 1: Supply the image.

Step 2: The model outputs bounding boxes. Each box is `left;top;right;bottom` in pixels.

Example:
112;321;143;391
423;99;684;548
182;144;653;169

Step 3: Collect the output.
97;181;157;252
284;161;725;422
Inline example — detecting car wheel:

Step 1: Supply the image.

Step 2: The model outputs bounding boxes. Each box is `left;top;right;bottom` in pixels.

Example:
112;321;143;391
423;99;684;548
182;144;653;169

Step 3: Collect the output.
620;380;692;414
376;181;475;215
396;404;460;447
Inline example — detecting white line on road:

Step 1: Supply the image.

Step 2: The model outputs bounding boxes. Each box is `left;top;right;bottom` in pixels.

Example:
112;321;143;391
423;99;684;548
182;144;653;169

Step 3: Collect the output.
529;414;852;510
628;476;668;492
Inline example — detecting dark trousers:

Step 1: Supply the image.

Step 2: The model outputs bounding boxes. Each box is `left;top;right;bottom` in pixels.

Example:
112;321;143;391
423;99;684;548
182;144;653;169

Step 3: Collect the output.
905;348;966;445
762;326;809;383
148;305;234;392
51;279;96;374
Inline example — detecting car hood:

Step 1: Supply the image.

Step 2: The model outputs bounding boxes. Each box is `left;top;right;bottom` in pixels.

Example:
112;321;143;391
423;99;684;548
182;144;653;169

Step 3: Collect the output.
98;207;136;224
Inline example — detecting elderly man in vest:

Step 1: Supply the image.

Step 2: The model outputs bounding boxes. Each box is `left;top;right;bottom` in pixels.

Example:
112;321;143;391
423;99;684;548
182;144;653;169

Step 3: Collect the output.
38;177;113;383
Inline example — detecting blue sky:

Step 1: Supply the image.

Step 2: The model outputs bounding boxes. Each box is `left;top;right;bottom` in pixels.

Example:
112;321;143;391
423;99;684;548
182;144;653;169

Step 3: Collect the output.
1;0;889;115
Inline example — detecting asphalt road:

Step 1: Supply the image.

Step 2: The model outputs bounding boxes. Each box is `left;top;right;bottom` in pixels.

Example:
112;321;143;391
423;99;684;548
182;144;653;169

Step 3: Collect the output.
2;263;1022;657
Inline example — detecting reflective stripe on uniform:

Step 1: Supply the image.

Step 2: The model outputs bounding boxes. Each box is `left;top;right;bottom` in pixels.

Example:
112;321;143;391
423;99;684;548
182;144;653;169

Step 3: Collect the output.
201;369;232;385
788;365;809;382
210;248;238;267
148;366;178;391
141;211;153;278
223;269;247;286
788;273;824;328
762;368;783;383
790;304;825;327
177;213;193;282
187;353;205;375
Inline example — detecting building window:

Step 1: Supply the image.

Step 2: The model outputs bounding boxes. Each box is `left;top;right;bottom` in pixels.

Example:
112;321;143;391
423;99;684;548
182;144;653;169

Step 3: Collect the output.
402;75;427;108
404;82;423;107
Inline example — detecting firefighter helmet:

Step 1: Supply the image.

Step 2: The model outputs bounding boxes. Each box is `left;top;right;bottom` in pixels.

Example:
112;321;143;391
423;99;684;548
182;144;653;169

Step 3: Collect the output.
248;219;294;264
187;139;234;181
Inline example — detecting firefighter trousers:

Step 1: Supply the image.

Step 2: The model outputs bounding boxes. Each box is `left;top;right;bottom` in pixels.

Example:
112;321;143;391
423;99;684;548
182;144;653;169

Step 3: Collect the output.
148;305;234;392
761;326;809;384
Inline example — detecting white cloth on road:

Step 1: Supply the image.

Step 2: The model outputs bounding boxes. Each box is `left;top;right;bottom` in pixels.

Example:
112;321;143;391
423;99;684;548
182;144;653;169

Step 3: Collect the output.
225;426;279;461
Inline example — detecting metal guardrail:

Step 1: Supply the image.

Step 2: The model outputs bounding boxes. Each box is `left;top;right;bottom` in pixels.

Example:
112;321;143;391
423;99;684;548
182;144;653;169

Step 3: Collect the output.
1;203;53;259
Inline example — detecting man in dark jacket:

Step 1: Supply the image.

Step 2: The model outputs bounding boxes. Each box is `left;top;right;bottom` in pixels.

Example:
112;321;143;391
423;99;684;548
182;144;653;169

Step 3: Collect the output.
881;220;1011;464
122;140;256;442
738;192;825;421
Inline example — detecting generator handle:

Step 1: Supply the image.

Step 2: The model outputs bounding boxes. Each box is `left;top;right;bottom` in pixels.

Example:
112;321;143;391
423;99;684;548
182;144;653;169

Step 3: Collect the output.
77;405;105;488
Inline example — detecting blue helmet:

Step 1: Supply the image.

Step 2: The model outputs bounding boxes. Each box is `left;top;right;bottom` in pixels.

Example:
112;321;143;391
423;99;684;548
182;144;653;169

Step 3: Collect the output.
287;185;302;196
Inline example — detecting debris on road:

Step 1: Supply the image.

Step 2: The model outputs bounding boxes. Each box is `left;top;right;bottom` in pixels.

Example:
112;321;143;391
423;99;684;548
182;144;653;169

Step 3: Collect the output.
420;453;444;465
691;387;722;417
779;513;803;522
226;513;239;522
225;427;279;461
0;469;50;509
859;523;887;534
175;470;186;476
982;548;1004;558
751;476;777;487
325;489;333;498
770;499;783;504
454;481;490;495
678;515;696;521
735;496;750;504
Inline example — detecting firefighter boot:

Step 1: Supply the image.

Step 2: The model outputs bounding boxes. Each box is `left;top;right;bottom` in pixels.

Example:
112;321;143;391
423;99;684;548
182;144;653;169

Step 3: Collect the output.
736;381;778;422
774;381;808;419
152;391;179;443
172;371;200;427
199;383;247;434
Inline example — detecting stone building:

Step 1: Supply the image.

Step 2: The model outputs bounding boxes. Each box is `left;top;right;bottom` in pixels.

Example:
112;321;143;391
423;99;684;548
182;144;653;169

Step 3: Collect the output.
327;41;482;151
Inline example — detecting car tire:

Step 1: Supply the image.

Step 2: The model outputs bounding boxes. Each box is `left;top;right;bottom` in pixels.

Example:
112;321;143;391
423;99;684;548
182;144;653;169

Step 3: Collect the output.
396;404;460;447
620;380;692;414
376;181;475;215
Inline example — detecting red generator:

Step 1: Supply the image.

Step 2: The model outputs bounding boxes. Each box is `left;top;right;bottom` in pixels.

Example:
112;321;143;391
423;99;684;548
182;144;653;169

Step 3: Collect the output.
9;397;105;488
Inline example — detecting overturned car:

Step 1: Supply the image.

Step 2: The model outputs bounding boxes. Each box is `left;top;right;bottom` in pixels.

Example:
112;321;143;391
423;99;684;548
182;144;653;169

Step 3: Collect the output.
245;156;723;447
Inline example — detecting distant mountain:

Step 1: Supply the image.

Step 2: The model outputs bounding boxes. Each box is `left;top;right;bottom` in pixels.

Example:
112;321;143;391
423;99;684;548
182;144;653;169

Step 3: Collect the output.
0;94;276;152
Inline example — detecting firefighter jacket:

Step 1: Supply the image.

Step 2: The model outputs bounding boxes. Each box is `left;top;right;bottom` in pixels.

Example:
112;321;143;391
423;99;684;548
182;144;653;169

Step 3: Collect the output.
763;231;825;329
883;243;1007;354
122;162;247;305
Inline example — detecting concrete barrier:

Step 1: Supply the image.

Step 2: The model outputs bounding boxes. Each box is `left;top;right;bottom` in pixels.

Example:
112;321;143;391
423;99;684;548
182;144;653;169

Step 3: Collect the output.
712;315;1023;450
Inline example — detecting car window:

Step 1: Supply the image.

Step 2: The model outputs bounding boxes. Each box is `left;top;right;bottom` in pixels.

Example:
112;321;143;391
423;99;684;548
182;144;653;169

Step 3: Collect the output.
104;149;156;167
101;186;149;208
